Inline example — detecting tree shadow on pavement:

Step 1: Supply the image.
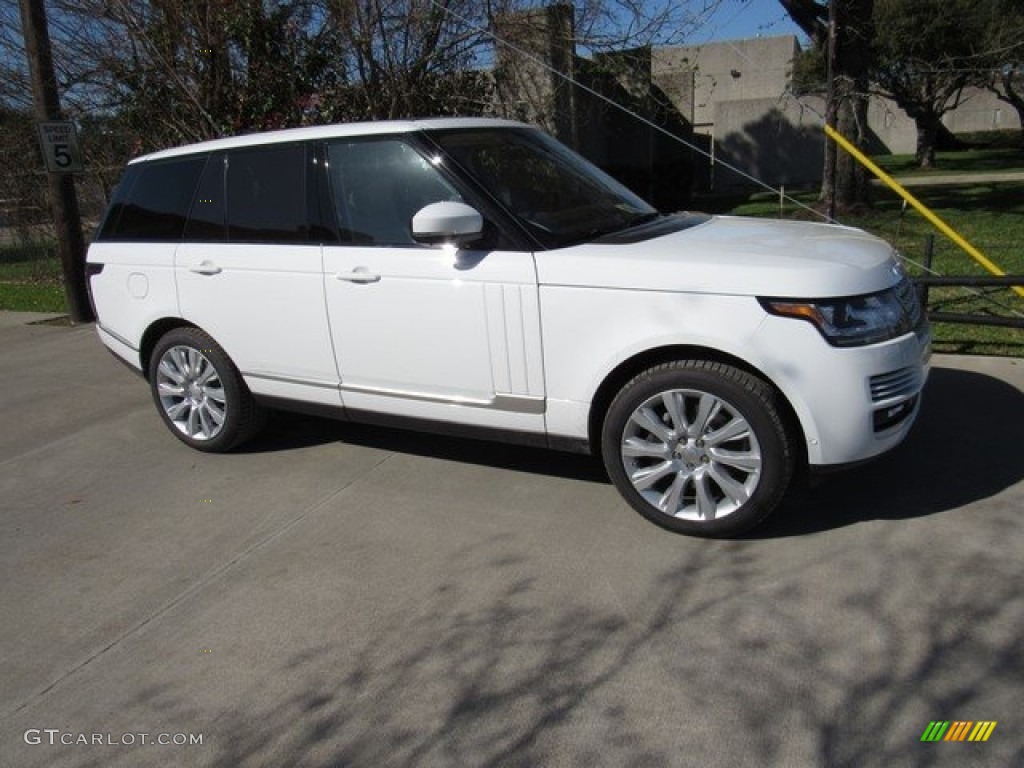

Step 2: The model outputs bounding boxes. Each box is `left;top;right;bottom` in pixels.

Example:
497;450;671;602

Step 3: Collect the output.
99;528;1022;768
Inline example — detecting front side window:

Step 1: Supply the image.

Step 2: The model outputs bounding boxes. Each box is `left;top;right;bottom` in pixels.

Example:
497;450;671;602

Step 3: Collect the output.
326;139;464;246
98;156;206;241
226;144;306;243
428;128;658;248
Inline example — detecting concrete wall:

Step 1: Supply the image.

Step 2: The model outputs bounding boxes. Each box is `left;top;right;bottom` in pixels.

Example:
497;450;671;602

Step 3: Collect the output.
867;89;1021;155
867;98;912;155
653;37;801;130
713;96;825;188
942;88;1021;134
651;34;1023;188
653;36;820;188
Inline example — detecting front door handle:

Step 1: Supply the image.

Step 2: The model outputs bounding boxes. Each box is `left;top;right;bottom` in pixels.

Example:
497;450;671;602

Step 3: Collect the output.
189;261;222;276
335;268;381;284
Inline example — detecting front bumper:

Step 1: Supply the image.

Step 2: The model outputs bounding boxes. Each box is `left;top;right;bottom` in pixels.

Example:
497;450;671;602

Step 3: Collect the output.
752;316;931;467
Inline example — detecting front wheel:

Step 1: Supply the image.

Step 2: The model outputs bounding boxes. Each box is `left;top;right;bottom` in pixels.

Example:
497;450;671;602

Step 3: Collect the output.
601;360;794;537
148;327;264;452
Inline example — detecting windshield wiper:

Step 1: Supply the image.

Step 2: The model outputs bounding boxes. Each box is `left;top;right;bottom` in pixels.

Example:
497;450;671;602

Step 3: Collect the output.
553;211;664;247
622;211;663;229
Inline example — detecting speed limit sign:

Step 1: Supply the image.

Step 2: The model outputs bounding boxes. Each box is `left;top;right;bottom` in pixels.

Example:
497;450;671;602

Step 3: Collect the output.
37;121;84;173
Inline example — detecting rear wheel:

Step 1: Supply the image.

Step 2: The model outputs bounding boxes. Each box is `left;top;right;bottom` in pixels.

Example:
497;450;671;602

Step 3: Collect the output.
148;327;264;452
602;360;793;537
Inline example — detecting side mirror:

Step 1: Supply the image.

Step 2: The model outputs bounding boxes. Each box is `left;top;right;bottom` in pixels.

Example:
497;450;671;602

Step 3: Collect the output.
411;202;484;247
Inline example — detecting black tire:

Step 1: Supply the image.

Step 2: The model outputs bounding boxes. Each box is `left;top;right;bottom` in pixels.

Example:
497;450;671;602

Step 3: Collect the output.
601;360;793;537
148;327;265;452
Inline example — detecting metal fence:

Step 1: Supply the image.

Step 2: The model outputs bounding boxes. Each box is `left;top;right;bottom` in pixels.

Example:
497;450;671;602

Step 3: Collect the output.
913;235;1024;330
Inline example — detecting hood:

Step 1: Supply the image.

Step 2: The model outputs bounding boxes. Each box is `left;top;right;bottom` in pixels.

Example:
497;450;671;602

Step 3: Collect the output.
535;215;902;298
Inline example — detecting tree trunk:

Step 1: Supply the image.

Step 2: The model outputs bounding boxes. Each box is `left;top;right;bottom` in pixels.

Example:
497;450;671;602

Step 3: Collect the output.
814;0;875;211
914;115;940;168
821;82;839;212
834;94;871;210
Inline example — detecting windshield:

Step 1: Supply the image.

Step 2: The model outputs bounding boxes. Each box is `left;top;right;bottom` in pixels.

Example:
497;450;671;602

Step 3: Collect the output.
426;127;659;249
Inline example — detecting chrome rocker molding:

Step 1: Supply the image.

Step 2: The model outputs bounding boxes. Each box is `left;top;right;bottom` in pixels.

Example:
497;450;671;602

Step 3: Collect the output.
244;372;547;414
340;383;547;415
98;323;138;352
244;371;339;390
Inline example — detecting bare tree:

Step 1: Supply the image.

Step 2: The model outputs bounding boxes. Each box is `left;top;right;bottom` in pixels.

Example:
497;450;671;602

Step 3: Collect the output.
871;0;991;167
30;0;346;150
3;1;728;143
321;0;493;120
319;0;712;122
781;0;874;211
978;0;1024;142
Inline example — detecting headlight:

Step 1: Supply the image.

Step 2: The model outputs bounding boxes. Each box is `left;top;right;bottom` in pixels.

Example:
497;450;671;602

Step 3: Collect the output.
760;278;923;348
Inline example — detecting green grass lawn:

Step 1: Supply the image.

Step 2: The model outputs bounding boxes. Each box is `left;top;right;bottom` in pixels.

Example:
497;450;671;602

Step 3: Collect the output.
0;242;66;312
0;282;66;312
872;147;1024;177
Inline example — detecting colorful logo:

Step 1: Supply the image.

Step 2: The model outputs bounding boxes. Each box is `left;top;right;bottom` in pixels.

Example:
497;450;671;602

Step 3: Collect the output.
920;721;997;742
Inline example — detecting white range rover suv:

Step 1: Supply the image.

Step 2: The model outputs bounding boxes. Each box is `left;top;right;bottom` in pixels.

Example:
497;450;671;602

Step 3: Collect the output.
87;118;930;536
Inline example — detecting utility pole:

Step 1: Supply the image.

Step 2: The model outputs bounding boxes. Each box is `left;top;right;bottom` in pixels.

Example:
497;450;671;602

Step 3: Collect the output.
19;0;93;323
824;0;838;221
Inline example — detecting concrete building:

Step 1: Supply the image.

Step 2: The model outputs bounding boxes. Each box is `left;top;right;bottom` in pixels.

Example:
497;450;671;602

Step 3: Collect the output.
651;35;1022;190
652;36;824;189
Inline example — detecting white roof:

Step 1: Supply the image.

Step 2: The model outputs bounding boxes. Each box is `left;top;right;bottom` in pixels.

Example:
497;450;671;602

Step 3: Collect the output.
132;117;530;164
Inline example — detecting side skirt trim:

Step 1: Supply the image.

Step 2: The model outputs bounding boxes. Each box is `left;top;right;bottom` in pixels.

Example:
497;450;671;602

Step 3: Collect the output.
251;395;588;453
244;371;546;414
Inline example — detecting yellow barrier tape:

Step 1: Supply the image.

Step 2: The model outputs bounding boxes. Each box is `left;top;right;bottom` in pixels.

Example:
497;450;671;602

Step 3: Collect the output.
824;124;1024;298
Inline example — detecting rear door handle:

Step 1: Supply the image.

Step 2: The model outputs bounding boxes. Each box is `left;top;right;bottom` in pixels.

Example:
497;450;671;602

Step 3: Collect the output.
189;261;222;276
335;268;380;284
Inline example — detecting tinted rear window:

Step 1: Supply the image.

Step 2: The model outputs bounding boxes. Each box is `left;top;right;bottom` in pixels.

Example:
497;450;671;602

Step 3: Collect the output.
98;156;206;241
226;144;306;243
184;154;226;242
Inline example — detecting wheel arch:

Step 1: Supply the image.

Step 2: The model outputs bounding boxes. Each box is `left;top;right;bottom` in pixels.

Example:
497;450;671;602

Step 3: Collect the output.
587;345;807;469
139;318;200;380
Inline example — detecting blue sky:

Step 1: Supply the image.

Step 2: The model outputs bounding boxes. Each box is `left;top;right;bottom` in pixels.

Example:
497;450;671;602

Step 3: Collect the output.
694;0;807;44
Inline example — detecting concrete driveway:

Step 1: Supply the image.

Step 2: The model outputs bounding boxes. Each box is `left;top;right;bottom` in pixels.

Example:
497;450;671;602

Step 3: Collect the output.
2;315;1022;768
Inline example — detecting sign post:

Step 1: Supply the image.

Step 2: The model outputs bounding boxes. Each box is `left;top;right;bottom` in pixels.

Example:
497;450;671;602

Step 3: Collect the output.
19;0;93;323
